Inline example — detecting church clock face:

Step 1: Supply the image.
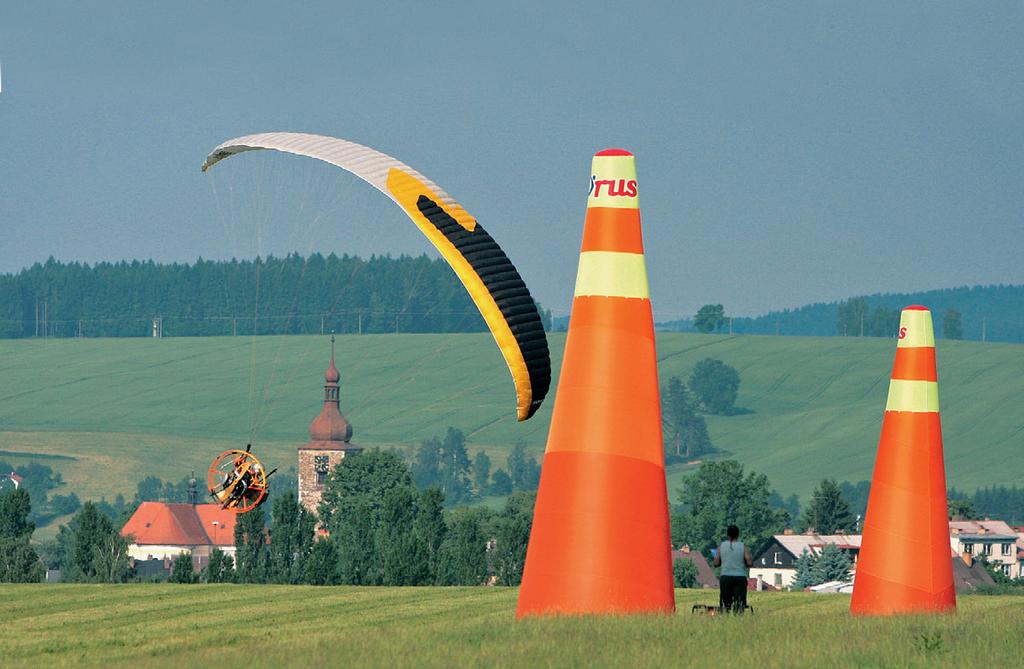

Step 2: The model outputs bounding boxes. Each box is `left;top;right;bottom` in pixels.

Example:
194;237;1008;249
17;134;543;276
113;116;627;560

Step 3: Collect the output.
314;455;330;473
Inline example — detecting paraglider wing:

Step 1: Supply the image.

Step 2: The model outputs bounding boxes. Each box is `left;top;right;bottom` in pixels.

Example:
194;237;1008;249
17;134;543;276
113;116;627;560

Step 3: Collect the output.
202;132;550;420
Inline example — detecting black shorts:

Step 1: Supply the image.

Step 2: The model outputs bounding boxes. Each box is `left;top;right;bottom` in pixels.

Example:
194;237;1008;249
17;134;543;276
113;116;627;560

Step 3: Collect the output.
719;575;748;613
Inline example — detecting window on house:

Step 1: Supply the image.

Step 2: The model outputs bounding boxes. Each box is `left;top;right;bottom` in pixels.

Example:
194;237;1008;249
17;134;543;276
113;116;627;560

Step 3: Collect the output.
983;543;993;556
963;543;974;554
1003;543;1012;555
773;552;781;565
774;573;782;587
315;469;327;486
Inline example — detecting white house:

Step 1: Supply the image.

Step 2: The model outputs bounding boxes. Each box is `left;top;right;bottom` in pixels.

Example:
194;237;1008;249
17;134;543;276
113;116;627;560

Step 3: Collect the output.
949;520;1019;579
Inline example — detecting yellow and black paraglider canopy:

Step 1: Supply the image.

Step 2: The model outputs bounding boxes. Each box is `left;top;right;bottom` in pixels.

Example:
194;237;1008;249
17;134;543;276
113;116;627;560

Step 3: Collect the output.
202;132;550;420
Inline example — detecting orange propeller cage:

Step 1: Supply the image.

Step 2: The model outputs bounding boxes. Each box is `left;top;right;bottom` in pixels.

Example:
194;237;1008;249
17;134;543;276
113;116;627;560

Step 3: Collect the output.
207;449;269;514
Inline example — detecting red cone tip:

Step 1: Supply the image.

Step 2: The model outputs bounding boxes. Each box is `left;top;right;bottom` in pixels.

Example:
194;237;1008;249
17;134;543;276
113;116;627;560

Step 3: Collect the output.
903;305;930;311
594;148;633;156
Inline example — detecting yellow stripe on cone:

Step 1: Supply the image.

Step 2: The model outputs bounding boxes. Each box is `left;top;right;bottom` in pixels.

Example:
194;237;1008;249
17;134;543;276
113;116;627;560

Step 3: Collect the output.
574;252;650;299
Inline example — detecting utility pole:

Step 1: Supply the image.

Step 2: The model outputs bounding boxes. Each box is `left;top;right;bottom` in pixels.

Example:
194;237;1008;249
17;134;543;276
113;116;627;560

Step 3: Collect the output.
728;317;733;337
982;318;987;342
232;317;237;337
78;319;82;338
320;315;325;335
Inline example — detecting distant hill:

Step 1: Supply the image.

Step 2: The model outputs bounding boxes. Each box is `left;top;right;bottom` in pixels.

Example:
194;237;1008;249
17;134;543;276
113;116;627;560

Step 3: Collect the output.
659;284;1024;342
1;332;1021;519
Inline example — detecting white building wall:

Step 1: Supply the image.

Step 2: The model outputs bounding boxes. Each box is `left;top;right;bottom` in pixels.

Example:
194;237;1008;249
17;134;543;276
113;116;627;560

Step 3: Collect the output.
750;567;796;589
949;536;1019;579
128;544;237;562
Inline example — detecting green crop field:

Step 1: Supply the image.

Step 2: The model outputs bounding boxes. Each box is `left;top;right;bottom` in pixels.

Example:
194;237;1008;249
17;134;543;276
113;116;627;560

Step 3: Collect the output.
1;333;1022;514
2;585;1022;668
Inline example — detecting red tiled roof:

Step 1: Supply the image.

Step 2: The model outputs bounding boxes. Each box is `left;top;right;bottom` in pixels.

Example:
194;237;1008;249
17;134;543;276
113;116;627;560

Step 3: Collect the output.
194;504;238;546
121;502;235;546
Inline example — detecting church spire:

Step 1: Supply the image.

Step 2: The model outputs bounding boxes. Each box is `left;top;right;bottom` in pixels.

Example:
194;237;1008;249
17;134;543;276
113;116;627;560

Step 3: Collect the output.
308;335;352;443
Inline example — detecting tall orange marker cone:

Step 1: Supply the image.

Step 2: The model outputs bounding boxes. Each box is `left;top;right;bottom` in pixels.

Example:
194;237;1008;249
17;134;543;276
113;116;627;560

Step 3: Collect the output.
516;149;674;617
851;306;955;615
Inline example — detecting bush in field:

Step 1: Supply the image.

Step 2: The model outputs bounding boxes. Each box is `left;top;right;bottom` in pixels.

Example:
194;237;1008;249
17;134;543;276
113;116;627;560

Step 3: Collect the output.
436;507;490;586
689;358;741;415
492;492;535;586
0;488;44;583
204;548;234;583
792;544;851;589
64;502;131;583
673;558;699;588
169;553;197;584
302;540;340;585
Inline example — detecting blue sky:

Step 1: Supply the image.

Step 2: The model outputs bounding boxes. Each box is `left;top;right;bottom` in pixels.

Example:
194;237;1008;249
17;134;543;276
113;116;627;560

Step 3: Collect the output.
1;2;1021;318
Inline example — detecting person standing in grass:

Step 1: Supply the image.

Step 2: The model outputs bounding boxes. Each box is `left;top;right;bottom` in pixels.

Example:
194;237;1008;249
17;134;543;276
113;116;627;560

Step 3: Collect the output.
713;524;752;613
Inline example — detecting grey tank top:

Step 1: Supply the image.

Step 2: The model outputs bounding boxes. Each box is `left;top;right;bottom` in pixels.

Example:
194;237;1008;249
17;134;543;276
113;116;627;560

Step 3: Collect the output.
719;540;747;577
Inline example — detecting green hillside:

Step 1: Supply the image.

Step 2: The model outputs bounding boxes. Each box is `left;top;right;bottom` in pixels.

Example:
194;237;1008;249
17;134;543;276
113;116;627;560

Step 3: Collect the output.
1;333;1022;506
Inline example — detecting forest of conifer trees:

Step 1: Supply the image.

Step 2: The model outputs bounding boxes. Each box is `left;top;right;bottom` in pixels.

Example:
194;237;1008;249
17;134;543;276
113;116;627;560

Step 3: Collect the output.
0;254;551;338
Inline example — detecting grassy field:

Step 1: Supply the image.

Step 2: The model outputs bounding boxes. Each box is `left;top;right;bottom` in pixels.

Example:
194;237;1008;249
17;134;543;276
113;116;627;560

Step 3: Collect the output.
1;332;1022;507
2;585;1022;668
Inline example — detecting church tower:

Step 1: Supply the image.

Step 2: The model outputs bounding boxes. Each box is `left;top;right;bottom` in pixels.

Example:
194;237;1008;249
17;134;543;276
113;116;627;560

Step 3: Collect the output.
297;336;362;515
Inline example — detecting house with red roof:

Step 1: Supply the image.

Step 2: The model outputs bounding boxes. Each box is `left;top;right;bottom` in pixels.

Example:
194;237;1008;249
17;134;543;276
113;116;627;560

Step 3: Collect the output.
671;546;719;589
6;471;23;489
121;502;238;570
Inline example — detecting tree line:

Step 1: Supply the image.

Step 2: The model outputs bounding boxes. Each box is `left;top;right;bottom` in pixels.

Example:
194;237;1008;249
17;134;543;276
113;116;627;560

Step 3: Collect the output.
410;429;540;505
0;449;535;585
661;287;1024;342
8;454;1023;587
0;254;551;338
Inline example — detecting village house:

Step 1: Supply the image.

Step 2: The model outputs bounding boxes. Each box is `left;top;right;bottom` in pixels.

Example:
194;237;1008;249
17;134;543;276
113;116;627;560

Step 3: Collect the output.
750;532;861;590
1015;527;1024;574
5;471;23;489
671;546;719;589
950;548;996;591
120;500;237;572
752;520;1021;591
949;519;1020;579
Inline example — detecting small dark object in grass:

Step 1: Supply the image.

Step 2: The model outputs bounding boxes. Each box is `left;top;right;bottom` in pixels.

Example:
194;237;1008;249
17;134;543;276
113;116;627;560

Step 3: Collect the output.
691;604;754;616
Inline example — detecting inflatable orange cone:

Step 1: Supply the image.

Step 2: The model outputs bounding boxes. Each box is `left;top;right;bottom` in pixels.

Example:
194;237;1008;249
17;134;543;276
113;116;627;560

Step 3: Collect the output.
516;149;674;617
850;306;955;615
